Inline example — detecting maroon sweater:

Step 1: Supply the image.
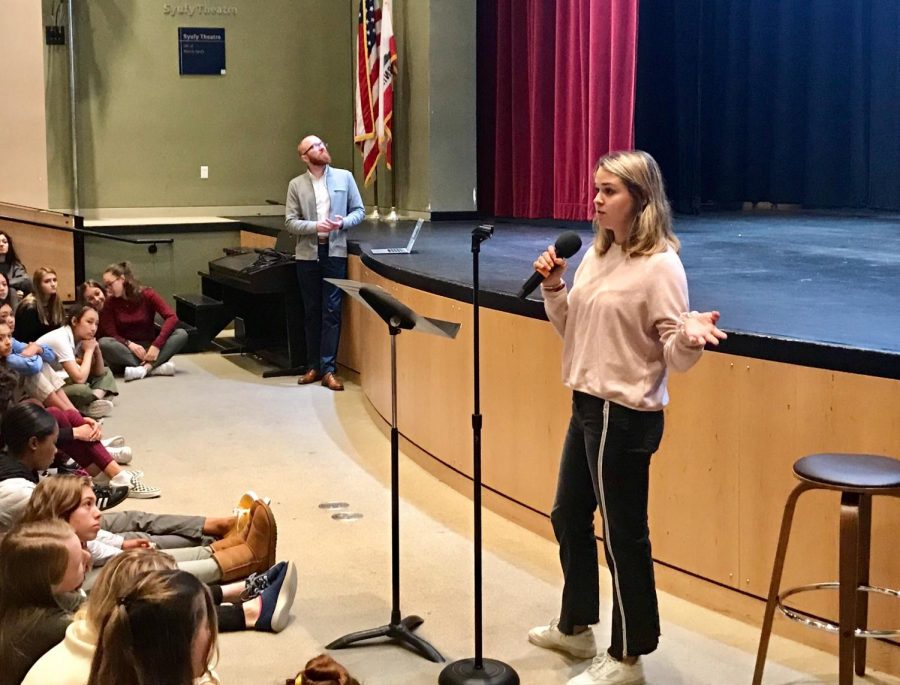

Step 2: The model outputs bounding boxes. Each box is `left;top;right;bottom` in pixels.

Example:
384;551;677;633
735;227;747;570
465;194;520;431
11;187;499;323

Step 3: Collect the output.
98;287;180;349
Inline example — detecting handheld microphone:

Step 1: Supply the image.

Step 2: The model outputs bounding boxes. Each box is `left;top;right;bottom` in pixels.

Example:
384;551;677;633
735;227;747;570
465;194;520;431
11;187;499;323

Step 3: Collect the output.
517;231;583;299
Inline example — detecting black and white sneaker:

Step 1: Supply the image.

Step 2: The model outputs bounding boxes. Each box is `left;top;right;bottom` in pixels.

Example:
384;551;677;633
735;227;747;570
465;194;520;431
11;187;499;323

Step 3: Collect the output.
93;484;129;511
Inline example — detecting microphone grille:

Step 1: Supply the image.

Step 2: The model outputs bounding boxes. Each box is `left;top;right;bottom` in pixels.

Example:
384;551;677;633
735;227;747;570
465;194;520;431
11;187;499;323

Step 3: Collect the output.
554;231;583;259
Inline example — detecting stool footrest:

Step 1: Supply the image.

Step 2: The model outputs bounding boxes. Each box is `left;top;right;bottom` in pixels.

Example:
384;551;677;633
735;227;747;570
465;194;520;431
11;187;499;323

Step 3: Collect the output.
777;582;900;638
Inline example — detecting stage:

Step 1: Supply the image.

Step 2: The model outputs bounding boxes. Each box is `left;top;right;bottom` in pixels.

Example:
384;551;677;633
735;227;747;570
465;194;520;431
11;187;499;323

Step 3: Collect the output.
234;210;900;379
230;209;899;670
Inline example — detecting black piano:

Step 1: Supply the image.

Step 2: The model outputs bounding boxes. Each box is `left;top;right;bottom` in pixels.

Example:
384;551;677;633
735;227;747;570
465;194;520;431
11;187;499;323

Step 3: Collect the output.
176;248;305;377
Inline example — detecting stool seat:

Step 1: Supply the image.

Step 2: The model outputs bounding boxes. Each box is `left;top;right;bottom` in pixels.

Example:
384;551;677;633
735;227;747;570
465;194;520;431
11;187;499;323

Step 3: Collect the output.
794;453;900;489
755;451;900;685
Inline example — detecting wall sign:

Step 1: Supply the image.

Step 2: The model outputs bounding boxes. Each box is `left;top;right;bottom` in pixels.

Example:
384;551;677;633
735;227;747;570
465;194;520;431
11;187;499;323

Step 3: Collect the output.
178;28;226;75
164;5;237;17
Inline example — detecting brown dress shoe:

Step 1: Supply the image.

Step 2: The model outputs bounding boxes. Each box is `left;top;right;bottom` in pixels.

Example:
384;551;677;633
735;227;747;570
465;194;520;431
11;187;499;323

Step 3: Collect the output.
297;368;320;385
321;372;344;391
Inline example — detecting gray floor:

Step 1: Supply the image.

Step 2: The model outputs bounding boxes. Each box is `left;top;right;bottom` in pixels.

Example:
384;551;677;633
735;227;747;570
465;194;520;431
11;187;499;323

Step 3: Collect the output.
100;353;899;684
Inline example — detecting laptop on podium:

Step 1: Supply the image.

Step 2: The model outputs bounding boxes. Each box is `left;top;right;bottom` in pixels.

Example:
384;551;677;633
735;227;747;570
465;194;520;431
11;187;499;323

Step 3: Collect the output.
371;219;424;254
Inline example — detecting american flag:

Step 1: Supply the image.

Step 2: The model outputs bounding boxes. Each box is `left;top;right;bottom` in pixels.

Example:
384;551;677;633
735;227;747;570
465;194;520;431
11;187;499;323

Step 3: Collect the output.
355;0;380;185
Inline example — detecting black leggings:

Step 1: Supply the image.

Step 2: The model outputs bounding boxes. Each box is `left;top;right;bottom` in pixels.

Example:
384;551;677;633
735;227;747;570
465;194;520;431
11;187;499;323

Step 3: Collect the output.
208;584;246;632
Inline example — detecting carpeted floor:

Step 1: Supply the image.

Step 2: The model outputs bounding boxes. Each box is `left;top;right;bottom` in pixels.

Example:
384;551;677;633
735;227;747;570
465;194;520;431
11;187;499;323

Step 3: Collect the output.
98;353;899;685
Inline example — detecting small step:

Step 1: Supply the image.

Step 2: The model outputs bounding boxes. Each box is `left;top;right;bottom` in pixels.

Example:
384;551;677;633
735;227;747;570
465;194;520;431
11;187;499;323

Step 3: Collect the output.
174;292;233;344
174;292;224;310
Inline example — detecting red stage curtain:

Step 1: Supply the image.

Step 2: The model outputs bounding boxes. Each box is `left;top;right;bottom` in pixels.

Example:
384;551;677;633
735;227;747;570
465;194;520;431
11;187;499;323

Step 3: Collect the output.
490;0;638;220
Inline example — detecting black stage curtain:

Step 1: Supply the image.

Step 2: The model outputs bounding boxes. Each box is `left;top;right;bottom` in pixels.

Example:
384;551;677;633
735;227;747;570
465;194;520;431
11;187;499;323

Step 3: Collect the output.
635;0;900;213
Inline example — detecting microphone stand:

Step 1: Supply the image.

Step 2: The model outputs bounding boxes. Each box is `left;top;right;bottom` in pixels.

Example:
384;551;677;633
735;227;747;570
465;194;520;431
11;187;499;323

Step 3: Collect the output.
439;226;519;684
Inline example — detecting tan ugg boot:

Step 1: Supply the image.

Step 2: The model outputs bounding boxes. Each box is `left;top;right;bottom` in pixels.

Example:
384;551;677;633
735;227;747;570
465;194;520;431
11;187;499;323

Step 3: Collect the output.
213;501;277;582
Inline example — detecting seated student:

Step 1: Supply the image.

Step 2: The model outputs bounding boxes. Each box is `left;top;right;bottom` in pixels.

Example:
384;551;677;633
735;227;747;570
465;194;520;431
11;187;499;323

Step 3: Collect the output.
92;263;187;380
291;654;363;685
0;307;83;415
87;569;220;685
37;305;119;419
24;550;298;685
0;391;158;503
21;475;276;588
15;267;66;343
0;519;90;685
0;271;20;309
0;231;32;297
0;412;239;549
0;308;129;467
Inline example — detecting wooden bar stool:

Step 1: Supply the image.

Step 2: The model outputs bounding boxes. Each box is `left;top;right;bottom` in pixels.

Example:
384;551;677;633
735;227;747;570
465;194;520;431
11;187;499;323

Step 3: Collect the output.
752;453;900;685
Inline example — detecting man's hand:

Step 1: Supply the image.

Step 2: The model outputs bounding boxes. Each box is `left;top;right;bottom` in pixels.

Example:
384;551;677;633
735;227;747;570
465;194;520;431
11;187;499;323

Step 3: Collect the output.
316;217;342;234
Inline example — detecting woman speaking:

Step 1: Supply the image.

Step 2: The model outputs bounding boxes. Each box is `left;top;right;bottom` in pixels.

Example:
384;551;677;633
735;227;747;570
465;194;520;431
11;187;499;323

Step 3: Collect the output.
528;151;726;685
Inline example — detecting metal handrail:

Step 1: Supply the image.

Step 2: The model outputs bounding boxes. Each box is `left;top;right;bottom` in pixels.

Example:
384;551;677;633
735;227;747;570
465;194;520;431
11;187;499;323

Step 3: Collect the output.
0;214;174;254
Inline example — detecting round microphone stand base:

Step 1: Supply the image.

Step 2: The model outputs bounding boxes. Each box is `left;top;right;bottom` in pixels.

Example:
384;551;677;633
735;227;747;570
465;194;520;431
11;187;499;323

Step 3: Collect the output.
439;658;520;685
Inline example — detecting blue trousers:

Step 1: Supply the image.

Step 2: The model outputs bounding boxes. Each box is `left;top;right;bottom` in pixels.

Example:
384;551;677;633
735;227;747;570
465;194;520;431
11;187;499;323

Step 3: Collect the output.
295;243;347;374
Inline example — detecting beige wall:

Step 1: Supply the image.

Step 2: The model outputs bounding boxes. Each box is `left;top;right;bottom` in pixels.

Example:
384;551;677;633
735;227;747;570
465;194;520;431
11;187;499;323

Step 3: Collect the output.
0;1;50;208
46;0;356;211
39;0;476;216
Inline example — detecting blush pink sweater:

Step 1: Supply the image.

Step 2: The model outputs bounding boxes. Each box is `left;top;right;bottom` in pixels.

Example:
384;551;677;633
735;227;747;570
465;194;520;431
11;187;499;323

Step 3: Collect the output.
543;243;704;411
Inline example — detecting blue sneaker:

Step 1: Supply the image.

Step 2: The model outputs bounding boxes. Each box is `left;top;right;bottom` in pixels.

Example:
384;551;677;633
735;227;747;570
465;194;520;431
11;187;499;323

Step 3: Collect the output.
254;560;297;632
242;561;286;601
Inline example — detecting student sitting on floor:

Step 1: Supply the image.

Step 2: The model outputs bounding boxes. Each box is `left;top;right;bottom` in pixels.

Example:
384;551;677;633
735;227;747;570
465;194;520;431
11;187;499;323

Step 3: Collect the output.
0;271;20;310
21;475;277;589
24;548;298;685
0;384;159;503
14;267;67;343
90;262;188;381
87;569;220;685
0;307;84;415
37;305;119;419
0;519;90;685
0;232;32;297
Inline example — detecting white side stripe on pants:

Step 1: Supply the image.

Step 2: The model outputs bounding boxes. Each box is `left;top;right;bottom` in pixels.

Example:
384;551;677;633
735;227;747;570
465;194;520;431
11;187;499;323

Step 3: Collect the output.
595;399;628;656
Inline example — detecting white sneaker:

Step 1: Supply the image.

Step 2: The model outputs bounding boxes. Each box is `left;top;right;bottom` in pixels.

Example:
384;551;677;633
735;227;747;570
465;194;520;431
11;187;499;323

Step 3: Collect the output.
126;474;161;499
149;361;175;376
106;445;133;465
124;366;148;382
109;470;144;486
568;654;645;685
85;399;114;418
528;619;597;659
101;435;126;448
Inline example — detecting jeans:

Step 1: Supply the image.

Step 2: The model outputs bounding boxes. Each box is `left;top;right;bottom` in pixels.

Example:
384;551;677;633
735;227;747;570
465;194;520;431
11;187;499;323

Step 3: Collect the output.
552;391;665;659
99;327;188;373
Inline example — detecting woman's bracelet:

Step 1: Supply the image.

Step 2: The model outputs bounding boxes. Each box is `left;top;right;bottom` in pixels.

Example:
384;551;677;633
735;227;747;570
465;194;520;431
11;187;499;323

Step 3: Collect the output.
541;281;566;292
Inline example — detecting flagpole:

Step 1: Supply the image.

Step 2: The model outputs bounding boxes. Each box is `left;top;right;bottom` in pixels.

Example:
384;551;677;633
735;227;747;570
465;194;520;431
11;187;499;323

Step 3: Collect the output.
368;174;381;220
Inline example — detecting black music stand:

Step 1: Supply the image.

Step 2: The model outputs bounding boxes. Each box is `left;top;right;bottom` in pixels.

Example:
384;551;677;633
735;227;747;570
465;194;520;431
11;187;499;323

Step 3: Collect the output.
439;225;519;684
324;279;459;663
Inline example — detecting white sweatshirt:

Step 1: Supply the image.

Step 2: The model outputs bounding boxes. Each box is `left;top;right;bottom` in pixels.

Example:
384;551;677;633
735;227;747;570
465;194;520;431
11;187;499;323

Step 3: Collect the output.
543;243;704;411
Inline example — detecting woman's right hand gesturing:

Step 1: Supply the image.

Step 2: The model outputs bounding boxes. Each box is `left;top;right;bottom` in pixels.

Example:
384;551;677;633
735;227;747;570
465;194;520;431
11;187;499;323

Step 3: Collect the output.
534;244;568;288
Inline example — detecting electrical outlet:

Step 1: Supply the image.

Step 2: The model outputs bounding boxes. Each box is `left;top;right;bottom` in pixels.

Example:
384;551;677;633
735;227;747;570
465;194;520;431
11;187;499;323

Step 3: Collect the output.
200;165;209;179
45;26;65;45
